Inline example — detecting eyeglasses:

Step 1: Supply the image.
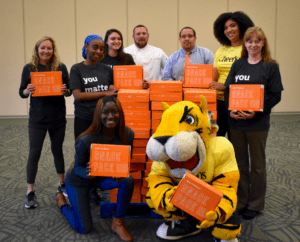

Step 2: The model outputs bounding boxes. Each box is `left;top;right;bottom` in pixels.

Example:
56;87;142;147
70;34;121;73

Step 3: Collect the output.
180;35;195;39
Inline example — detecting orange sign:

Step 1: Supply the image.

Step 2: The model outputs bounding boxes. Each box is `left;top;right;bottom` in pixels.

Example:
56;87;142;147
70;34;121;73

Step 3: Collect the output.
114;65;144;89
229;84;264;111
150;81;182;92
118;89;150;103
31;71;63;97
184;64;213;88
183;88;216;103
89;144;130;177
170;172;223;221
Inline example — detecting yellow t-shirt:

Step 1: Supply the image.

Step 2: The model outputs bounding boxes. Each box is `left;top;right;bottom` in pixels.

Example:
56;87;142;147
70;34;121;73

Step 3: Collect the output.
214;45;242;101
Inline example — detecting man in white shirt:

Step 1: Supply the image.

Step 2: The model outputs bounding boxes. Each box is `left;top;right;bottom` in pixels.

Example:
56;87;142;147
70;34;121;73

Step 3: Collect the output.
124;25;168;82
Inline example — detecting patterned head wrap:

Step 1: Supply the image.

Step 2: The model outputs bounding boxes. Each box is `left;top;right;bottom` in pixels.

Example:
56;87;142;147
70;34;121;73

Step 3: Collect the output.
82;35;103;59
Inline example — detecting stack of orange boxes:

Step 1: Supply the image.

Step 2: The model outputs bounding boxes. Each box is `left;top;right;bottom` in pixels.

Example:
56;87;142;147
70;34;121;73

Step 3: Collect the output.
183;64;217;126
110;65;150;203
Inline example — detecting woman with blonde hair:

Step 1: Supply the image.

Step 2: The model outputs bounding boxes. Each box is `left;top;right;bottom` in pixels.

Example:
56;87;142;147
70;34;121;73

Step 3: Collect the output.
19;36;71;208
225;27;284;219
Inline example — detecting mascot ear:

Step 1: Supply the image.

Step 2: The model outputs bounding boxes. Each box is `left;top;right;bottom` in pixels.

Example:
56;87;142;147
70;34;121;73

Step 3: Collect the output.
161;102;170;111
198;95;208;111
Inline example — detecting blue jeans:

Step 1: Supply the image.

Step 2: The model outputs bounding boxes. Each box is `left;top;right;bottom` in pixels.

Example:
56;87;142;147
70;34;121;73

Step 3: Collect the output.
61;176;134;234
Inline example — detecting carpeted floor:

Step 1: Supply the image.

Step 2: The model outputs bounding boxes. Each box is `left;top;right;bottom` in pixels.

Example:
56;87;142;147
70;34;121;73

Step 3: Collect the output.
0;114;299;242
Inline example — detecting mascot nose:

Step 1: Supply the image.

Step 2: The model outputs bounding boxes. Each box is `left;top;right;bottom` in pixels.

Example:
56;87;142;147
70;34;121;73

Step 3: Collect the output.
154;136;171;145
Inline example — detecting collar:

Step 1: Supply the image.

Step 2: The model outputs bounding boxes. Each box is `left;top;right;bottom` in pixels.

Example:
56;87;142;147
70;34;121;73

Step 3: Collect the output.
181;46;197;54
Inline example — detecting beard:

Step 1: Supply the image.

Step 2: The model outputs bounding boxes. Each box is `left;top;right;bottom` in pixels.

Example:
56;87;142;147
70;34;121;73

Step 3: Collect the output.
135;39;147;48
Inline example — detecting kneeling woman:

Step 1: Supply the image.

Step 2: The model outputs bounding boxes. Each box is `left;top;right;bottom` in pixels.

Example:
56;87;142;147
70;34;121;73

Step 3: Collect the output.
56;96;135;241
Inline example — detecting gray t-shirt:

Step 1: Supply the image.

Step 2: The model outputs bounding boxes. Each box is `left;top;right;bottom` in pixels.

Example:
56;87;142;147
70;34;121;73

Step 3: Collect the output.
69;62;113;120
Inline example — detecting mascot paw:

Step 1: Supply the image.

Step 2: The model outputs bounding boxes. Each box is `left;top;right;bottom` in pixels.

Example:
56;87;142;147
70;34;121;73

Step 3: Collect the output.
156;219;201;240
163;187;178;211
197;209;221;229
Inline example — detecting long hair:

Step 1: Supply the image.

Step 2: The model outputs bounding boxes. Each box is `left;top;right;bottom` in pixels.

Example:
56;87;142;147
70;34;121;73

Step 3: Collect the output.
103;29;131;65
76;96;128;145
241;27;278;66
30;36;61;71
213;11;254;46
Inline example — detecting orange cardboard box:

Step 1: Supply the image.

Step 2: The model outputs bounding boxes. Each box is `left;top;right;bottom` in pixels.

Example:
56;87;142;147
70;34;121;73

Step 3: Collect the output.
133;139;148;147
142;178;148;188
131;154;146;163
141;187;148;195
133;147;146;155
114;65;143;89
193;101;217;111
152;110;163;120
144;170;151;177
118;89;150;103
132;128;150;139
131;170;142;179
150;81;182;92
151;101;177;110
126;119;151;129
142;195;146;202
184;64;213;88
152;119;160;129
146;161;153;172
184;88;216;103
89;144;130;177
130;163;145;172
229;84;264;111
150;92;182;102
170;172;223;221
124;110;151;120
151;128;157;135
121;102;149;111
31;71;63;97
135;179;142;187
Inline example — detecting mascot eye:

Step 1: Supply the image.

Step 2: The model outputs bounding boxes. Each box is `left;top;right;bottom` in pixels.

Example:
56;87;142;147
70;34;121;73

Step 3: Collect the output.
185;115;195;124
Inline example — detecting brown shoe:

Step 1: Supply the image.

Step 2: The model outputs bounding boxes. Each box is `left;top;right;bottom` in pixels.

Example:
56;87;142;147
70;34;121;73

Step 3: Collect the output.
111;216;133;241
56;192;67;209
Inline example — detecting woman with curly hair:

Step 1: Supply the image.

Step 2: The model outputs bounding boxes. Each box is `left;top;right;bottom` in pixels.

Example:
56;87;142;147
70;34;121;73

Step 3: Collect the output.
56;96;135;241
19;36;71;208
224;27;283;219
210;11;254;139
100;29;135;67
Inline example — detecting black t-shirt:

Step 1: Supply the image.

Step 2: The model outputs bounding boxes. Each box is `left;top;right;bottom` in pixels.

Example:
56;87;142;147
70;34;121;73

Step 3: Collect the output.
224;58;284;131
100;53;135;69
69;62;114;120
66;126;135;187
19;63;69;129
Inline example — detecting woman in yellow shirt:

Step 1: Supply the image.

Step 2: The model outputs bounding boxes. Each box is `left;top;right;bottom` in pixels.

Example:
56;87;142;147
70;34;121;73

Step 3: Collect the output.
210;11;254;139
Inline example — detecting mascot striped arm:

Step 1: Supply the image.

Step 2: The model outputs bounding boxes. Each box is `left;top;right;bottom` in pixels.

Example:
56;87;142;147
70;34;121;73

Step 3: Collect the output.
145;96;242;241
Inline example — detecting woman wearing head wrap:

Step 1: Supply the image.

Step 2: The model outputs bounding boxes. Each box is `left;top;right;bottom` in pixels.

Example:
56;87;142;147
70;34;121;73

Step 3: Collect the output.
19;36;71;209
56;96;135;241
225;27;283;219
210;12;254;139
69;35;118;140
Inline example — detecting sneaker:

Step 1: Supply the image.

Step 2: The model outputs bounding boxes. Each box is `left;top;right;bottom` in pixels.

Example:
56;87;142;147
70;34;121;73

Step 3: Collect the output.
156;219;201;240
25;191;37;209
215;238;239;242
59;183;68;197
242;209;259;220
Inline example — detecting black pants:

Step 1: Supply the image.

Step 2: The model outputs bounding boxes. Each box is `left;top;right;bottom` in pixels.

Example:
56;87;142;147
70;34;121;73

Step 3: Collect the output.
27;125;66;184
216;99;230;140
74;116;93;141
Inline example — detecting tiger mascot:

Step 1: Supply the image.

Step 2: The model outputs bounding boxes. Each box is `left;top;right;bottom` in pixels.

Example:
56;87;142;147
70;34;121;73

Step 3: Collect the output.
146;96;242;242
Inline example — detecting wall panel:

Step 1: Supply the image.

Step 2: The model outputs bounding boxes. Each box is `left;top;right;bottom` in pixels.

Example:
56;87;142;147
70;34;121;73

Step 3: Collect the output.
127;0;178;57
179;0;228;55
229;0;276;60
24;0;76;115
76;0;127;61
0;0;27;116
274;0;300;112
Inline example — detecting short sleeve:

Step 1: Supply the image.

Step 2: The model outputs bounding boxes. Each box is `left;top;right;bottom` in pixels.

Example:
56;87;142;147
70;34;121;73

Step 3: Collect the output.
69;64;82;91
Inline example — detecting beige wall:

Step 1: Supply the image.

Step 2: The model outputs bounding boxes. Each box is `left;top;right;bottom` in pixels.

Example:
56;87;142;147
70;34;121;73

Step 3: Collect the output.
0;0;299;116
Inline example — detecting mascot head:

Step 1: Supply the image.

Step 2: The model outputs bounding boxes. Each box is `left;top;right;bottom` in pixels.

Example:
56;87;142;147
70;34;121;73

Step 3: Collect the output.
146;95;218;179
